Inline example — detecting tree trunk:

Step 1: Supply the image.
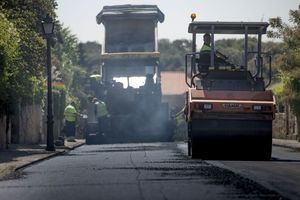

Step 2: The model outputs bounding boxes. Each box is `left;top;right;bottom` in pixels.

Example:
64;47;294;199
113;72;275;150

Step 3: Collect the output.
285;103;290;136
0;116;7;150
11;102;21;144
5;114;10;149
296;115;300;142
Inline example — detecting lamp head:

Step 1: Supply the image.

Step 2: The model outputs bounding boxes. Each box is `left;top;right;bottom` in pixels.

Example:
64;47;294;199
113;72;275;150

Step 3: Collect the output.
42;14;54;36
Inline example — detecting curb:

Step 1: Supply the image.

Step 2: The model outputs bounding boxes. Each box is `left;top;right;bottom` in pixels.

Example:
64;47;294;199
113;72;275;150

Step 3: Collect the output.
14;150;66;172
272;140;300;151
272;143;300;151
14;141;85;172
65;142;85;150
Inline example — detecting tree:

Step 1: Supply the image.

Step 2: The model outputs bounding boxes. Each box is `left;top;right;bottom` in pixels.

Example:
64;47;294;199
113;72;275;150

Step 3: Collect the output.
216;38;283;80
52;25;89;109
78;41;102;71
0;12;21;114
0;0;57;114
158;39;192;71
268;5;300;139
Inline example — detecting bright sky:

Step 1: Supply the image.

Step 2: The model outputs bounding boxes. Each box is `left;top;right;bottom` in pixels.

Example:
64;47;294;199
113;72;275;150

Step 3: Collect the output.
57;0;299;43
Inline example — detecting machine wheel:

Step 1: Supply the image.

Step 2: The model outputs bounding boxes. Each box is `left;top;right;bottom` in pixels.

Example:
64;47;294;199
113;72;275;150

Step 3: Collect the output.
187;140;191;156
187;121;192;157
191;138;201;159
85;134;93;145
262;146;272;161
246;130;272;161
258;136;272;161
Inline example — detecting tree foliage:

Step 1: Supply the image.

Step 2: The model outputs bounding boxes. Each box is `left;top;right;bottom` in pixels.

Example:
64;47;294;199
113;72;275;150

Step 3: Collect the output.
158;39;192;71
216;38;283;79
0;0;57;114
51;25;89;109
0;12;20;113
268;5;300;116
78;41;102;71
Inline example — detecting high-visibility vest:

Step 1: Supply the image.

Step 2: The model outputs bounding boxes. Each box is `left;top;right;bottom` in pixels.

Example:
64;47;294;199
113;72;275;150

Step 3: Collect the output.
200;44;211;52
90;74;102;81
96;101;108;118
64;105;77;122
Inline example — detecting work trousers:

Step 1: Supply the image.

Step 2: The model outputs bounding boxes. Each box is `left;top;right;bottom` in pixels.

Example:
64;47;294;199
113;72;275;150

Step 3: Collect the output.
65;120;76;137
98;117;106;134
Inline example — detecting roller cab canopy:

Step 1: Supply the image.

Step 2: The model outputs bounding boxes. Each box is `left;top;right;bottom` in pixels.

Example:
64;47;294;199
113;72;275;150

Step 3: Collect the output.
185;21;272;89
188;21;269;34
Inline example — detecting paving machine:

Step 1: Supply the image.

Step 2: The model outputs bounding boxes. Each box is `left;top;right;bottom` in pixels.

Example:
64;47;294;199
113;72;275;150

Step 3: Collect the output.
86;5;173;144
185;16;276;160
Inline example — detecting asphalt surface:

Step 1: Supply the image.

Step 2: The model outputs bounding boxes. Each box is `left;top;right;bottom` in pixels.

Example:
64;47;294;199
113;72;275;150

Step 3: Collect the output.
209;146;300;200
0;142;287;200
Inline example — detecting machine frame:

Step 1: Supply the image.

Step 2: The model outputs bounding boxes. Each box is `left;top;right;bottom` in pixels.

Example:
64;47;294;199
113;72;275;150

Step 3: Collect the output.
185;20;276;160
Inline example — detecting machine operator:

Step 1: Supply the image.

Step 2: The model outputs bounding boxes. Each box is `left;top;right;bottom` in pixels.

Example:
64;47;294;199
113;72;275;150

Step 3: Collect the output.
199;33;233;71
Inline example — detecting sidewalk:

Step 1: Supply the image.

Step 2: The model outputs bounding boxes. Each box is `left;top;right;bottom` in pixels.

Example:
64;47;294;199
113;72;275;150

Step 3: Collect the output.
0;139;85;180
273;138;300;150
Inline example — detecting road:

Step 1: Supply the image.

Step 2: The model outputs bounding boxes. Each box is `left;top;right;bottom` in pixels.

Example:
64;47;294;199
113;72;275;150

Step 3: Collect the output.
0;142;297;200
208;146;300;200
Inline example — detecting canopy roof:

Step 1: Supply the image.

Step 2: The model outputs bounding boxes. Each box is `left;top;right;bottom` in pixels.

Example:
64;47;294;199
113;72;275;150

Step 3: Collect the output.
97;4;164;24
188;21;269;34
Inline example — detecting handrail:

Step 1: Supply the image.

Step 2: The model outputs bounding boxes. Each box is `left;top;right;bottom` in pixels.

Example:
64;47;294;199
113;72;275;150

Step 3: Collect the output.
191;72;202;87
265;55;272;88
185;52;202;88
185;54;191;87
247;51;272;89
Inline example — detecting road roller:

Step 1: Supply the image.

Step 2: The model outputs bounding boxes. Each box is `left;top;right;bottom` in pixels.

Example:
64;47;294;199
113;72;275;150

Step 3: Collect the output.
184;16;276;160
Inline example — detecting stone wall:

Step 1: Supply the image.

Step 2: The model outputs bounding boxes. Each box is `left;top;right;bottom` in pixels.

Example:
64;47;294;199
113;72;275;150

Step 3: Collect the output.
273;112;298;140
18;104;43;144
0;116;11;150
0;116;7;149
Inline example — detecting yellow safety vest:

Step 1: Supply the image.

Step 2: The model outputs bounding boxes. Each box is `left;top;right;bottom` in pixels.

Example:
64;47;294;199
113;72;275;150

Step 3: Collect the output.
90;74;102;81
200;44;211;52
64;105;77;122
96;101;108;118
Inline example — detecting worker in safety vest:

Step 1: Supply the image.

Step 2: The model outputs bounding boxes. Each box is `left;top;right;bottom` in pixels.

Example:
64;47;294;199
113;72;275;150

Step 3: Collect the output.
64;102;78;141
200;33;212;53
95;98;108;135
199;33;231;71
87;96;97;124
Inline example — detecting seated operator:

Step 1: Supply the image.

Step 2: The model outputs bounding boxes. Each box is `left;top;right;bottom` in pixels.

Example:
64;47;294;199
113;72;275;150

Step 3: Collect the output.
198;33;233;72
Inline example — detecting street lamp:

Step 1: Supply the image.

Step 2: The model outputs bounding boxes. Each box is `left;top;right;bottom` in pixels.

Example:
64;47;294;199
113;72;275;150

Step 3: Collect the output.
42;14;55;151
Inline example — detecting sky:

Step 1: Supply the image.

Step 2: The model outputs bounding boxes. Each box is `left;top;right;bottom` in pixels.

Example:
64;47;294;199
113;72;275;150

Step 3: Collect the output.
57;0;299;43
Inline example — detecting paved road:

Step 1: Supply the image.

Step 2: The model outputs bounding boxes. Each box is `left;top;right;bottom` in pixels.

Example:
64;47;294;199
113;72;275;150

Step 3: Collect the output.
178;143;300;200
0;143;285;200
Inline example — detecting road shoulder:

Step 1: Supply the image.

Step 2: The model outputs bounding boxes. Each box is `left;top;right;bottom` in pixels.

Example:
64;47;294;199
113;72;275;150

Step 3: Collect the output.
272;138;300;151
0;139;85;181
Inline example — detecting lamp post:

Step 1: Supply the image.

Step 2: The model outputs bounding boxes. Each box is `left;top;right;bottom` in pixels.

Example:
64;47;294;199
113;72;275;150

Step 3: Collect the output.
42;15;55;151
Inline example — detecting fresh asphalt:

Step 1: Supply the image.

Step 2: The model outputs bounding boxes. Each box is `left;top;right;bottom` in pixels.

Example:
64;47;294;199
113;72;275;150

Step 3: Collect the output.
0;142;294;200
206;146;300;200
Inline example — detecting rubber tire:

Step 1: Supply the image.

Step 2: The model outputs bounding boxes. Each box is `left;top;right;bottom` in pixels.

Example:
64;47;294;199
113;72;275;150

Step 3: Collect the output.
187;141;191;156
191;139;201;159
258;137;272;161
85;134;92;145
